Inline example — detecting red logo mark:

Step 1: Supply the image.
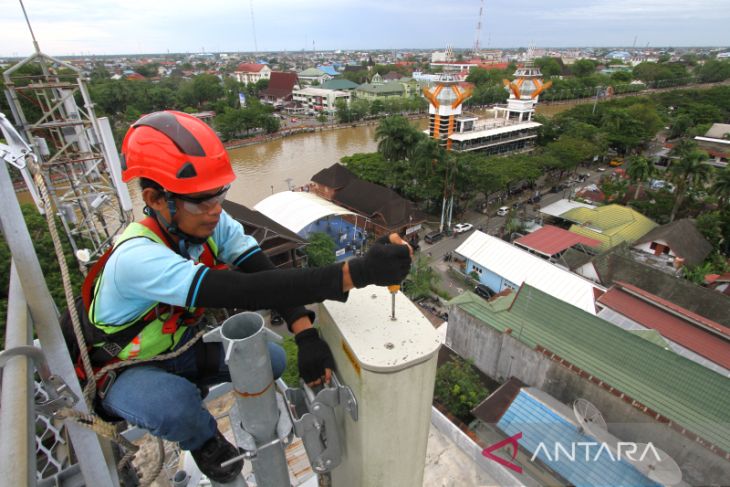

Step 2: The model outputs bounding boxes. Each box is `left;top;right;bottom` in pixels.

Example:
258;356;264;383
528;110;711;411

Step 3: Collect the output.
482;432;523;474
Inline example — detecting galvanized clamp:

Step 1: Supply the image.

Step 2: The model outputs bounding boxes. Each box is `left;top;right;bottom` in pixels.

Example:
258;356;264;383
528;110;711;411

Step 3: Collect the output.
0;345;79;416
283;372;358;473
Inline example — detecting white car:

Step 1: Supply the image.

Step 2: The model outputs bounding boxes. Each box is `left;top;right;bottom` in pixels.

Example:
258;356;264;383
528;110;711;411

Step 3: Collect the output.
496;206;510;217
453;223;473;234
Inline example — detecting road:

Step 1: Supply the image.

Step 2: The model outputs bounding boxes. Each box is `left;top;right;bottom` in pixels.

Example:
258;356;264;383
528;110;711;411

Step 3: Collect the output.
418;168;607;299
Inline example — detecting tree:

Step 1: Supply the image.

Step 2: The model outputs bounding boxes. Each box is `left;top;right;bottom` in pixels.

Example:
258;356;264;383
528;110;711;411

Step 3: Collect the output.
534;57;563;77
0;205;84;346
433;357;488;422
571;59;597;78
668;143;712;221
402;255;439;300
696;60;730;83
711;165;730;206
374;115;424;162
545;135;599;176
305;232;336;267
626;155;656;200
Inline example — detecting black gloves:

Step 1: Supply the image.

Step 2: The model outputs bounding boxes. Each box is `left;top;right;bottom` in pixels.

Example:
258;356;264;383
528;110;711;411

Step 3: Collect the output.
295;328;335;383
348;241;411;288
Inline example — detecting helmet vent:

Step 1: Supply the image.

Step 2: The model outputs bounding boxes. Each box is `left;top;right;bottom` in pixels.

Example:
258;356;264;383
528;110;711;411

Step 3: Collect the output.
176;162;198;179
134;112;206;157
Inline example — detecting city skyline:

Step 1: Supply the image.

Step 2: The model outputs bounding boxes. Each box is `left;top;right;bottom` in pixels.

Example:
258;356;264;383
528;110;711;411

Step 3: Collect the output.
2;0;729;57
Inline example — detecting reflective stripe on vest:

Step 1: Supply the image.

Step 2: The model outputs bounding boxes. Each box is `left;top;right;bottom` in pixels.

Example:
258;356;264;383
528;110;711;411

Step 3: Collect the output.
90;218;222;361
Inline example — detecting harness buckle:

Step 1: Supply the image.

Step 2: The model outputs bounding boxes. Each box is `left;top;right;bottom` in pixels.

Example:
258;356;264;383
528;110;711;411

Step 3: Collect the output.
97;370;117;400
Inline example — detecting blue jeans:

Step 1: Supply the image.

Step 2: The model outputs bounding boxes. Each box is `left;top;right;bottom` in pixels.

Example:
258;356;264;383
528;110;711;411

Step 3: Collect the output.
101;340;286;451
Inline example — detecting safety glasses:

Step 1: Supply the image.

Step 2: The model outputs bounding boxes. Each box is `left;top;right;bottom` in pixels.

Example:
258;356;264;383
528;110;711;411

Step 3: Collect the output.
173;185;230;215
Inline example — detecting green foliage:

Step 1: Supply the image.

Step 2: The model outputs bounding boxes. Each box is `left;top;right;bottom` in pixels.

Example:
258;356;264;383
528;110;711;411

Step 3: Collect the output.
402;255;440;301
305;232;336;267
534;57;564;77
571;59;598;77
628;189;675;224
545;135;600;173
668;142;713;221
0;205;85;347
280;335;300;386
214;103;279;140
433;357;489;422
695;60;730;83
374;115;425;162
626;155;656;199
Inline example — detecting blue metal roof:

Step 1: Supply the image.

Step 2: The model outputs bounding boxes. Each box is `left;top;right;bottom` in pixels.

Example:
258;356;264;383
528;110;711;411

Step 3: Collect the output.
497;390;660;487
317;65;339;76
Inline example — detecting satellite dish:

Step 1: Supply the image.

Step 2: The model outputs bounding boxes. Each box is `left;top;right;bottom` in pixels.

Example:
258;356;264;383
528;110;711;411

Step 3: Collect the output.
627;443;682;486
573;398;608;438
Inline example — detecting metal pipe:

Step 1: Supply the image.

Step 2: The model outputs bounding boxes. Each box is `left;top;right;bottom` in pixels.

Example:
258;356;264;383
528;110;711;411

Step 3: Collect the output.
214;312;290;487
0;158;119;485
0;262;35;486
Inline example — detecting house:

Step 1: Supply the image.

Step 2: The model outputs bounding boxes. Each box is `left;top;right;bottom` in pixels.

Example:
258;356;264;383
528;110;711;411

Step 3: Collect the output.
354;73;406;100
260;71;300;106
297;68;332;85
705;273;730;296
514;225;601;260
320;79;359;91
632;218;713;270
316;65;340;77
310;163;425;238
454;231;604;314
221;200;307;268
694;123;730;168
560;204;657;252
292;87;351;114
233;63;271;85
575;245;730;327
596;280;730;375
446;285;730;485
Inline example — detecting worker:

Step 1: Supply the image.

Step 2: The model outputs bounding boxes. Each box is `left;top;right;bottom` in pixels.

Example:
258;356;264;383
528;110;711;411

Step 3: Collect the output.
91;111;412;482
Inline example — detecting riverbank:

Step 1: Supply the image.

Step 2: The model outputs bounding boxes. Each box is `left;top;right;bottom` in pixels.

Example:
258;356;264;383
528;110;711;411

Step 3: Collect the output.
223;112;429;150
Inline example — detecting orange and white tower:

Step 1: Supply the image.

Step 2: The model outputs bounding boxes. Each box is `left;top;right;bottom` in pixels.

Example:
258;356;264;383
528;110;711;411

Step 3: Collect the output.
422;73;472;151
496;59;552;123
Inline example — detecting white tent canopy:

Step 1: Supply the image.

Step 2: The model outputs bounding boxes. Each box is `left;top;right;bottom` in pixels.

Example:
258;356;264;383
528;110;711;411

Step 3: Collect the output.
253;191;355;234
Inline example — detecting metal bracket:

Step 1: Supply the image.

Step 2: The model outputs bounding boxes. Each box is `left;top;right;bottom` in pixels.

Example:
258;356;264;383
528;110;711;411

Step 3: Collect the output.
0;112;35;170
282;372;357;473
0;345;79;416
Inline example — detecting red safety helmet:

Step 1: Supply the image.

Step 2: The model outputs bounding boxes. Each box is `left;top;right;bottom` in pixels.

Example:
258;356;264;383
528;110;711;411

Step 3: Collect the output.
121;111;235;194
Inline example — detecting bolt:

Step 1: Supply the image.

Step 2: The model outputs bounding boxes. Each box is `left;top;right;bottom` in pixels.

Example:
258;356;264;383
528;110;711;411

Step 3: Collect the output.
385;342;394;350
313;404;321;411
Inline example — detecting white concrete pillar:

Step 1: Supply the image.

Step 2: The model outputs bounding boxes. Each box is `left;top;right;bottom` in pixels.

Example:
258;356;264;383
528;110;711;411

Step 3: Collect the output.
317;285;441;487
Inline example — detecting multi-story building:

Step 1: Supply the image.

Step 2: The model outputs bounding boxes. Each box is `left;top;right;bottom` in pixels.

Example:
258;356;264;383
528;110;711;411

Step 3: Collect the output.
233;63;271;85
292;87;351;114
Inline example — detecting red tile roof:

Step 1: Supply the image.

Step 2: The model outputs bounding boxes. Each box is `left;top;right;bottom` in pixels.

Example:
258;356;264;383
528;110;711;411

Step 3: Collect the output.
514;225;601;256
236;63;267;73
262;71;299;99
597;282;730;369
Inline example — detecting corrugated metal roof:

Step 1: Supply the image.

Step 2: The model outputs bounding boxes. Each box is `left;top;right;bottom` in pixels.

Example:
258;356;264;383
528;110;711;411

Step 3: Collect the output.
449;286;730;453
455;232;602;314
597;285;730;369
539;199;596;218
562;205;657;252
515;225;601;256
497;389;659;487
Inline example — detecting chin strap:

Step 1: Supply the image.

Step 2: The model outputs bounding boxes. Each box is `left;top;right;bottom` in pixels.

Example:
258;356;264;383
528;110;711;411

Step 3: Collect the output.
143;192;208;258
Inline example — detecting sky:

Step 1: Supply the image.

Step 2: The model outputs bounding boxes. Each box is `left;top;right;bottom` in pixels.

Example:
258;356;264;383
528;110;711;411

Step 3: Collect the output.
1;0;729;57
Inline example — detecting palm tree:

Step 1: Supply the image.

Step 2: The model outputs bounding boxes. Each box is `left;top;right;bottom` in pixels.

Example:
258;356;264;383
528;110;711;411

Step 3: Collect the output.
711;166;730;206
668;148;712;222
626;155;656;200
375;115;423;162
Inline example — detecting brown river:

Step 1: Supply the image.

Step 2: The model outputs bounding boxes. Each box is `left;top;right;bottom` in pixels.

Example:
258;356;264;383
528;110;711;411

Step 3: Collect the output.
16;104;569;216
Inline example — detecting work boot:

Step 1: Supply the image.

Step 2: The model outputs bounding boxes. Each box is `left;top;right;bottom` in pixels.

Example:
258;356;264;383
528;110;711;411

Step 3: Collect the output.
190;429;243;483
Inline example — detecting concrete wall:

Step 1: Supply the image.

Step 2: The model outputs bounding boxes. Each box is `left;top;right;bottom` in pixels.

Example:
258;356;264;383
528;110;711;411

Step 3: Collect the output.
446;305;730;486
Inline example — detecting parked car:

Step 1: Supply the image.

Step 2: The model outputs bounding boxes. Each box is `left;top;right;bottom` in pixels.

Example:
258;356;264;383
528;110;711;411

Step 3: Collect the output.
474;284;495;300
609;159;624;167
453;223;474;234
424;231;444;244
527;194;541;204
496;206;510;217
596;167;607;172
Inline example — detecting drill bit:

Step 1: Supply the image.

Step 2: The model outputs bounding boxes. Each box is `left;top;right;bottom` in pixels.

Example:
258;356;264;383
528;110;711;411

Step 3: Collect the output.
388;284;399;321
